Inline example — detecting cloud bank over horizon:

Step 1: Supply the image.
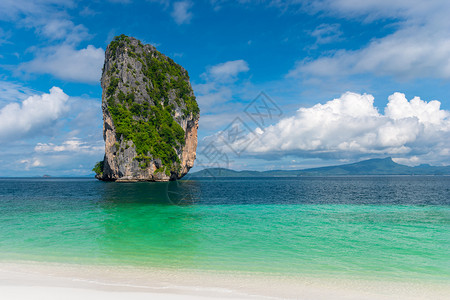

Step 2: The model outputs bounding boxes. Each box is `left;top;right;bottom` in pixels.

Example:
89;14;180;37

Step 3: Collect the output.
0;84;103;176
213;92;450;166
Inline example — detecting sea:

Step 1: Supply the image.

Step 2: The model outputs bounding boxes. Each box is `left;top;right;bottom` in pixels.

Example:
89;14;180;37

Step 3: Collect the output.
0;176;449;284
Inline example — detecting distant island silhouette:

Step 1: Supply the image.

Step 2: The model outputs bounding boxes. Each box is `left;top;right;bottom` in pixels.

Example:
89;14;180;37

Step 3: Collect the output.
190;157;450;177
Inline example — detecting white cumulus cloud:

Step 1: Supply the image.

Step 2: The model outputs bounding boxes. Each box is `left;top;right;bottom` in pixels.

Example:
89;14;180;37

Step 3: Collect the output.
35;138;103;154
171;1;193;25
310;23;342;45
218;92;450;165
38;19;91;44
291;29;450;79
0;81;33;105
20;158;45;170
288;0;450;80
0;87;69;141
195;59;250;110
19;45;104;83
3;0;103;84
0;0;74;22
208;59;249;81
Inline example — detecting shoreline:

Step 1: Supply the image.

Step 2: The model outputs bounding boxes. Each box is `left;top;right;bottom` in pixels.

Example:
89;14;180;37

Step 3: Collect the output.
1;261;449;299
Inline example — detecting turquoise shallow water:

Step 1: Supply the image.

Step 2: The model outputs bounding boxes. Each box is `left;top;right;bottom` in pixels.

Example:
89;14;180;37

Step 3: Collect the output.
0;177;449;282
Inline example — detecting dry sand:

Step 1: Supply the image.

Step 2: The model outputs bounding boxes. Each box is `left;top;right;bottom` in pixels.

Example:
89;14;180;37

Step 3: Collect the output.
0;261;448;300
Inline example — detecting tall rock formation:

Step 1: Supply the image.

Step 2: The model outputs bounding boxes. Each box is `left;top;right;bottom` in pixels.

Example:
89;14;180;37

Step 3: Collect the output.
94;35;199;182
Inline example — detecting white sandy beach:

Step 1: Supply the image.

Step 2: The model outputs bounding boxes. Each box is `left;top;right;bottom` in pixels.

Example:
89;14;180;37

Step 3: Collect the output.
0;261;449;300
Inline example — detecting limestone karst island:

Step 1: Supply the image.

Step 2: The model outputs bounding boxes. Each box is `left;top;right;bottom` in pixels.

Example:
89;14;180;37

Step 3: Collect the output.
93;35;199;182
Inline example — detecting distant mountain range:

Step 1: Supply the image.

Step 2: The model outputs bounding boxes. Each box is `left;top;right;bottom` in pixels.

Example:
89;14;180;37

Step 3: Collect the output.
189;157;450;177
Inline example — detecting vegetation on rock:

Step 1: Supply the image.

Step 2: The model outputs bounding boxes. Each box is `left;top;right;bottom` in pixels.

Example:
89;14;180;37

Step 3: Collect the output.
92;161;104;176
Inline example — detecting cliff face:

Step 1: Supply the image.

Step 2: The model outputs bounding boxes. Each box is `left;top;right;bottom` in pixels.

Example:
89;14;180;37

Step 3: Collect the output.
95;35;199;182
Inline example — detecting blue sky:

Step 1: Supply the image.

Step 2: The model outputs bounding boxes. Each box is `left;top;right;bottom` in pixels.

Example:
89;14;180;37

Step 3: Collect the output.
1;0;449;176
